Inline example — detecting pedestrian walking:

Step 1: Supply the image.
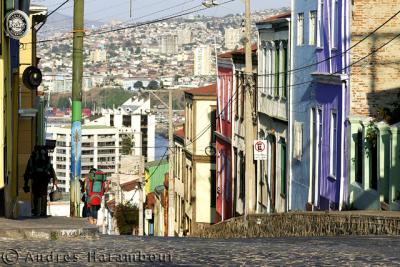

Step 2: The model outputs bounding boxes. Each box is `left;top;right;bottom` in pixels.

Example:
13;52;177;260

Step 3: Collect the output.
23;145;57;217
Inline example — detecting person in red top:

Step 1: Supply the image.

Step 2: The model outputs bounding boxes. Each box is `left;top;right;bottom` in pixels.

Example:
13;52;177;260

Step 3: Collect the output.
84;168;109;225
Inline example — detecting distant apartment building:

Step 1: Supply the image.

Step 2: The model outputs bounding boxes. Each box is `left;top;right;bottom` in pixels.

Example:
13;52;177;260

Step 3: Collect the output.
159;35;178;55
89;48;107;63
47;125;120;193
47;97;155;192
91;96;156;162
194;45;212;76
224;28;242;50
177;29;193;46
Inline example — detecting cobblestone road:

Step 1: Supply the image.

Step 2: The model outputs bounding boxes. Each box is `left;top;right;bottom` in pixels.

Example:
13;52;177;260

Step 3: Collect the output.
1;235;400;266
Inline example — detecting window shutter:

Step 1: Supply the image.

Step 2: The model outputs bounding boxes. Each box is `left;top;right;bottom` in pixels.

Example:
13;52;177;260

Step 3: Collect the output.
294;121;303;161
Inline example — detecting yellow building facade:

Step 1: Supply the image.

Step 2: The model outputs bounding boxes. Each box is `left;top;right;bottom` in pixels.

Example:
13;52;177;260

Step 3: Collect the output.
0;3;47;218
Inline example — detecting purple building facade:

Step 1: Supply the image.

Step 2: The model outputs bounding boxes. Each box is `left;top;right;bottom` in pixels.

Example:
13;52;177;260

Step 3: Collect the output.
311;0;350;210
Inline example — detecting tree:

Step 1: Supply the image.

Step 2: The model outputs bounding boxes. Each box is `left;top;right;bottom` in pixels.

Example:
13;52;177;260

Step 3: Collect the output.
147;80;159;90
121;136;133;155
43;66;52;73
57;97;70;109
115;203;139;235
133;81;144;89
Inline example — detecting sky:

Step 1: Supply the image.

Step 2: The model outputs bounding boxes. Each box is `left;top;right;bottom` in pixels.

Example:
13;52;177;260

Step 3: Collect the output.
33;0;290;22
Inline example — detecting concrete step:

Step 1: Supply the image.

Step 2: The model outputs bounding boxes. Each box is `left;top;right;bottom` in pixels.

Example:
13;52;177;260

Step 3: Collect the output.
0;216;99;240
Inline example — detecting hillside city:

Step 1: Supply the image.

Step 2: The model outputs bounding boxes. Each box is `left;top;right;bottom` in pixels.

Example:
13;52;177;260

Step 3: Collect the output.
38;8;288;93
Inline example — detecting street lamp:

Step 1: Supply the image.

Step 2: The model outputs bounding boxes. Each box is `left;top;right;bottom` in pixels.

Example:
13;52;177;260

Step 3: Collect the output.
202;0;218;8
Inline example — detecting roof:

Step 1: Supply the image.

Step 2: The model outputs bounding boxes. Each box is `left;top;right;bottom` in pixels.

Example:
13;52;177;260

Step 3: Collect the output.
184;84;217;96
257;11;291;24
120;180;140;192
145;159;168;169
60;125;114;130
174;127;185;139
218;43;257;59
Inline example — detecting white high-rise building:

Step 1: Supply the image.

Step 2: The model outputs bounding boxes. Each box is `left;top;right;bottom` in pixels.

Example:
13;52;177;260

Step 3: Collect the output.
89;48;107;63
224;28;242;50
47;96;156;193
159;35;178;55
194;45;212;76
177;29;193;46
47;125;121;192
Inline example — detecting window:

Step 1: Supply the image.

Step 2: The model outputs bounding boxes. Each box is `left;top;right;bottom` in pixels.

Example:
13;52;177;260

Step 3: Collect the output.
122;115;131;127
222;76;225;119
331;0;339;48
175;192;178;222
369;133;378;190
282;41;288;98
297;13;304;46
235;71;239;118
239;152;245;199
274;41;280;96
110;114;114;126
211;170;216;207
318;0;324;48
263;47;268;94
355;129;363;184
227;77;231;121
280;139;287;197
309;10;317;45
211;109;217;144
268;44;274;95
329;111;338;178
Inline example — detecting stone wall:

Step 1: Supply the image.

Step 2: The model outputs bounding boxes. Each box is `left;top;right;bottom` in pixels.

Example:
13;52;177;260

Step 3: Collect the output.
193;212;400;238
350;0;400;117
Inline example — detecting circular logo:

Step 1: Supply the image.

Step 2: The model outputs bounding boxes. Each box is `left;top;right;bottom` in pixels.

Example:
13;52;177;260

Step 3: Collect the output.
5;10;30;40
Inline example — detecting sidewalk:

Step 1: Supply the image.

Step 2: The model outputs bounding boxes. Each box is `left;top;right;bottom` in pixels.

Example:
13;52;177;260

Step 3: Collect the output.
0;216;98;240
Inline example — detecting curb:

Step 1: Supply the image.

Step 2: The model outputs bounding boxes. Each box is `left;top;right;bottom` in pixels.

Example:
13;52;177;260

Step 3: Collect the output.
0;228;99;241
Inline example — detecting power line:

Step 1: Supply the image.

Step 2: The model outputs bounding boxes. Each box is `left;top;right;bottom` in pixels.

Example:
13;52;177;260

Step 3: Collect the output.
257;29;400;91
28;0;236;44
257;8;400;77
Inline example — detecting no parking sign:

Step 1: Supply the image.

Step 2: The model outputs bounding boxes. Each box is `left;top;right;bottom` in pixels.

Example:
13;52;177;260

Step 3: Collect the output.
254;140;268;160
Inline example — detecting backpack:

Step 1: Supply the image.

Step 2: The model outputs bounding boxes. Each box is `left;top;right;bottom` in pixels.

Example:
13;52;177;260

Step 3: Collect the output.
86;170;107;207
31;146;51;175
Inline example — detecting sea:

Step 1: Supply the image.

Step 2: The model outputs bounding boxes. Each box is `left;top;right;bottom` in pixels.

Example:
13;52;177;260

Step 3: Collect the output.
154;133;169;161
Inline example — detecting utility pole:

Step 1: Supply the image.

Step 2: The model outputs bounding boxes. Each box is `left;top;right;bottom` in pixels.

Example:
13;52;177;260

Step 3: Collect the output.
70;0;84;217
244;0;255;215
168;90;174;236
138;156;144;236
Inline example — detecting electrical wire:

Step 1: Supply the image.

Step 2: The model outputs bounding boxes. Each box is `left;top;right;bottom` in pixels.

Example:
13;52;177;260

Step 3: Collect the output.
26;0;236;44
257;8;400;77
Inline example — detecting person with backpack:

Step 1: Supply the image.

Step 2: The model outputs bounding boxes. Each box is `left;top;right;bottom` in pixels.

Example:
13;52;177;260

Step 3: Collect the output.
84;168;109;225
23;145;57;217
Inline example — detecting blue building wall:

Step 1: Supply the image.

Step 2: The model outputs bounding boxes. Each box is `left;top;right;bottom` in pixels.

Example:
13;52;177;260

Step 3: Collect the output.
290;0;318;211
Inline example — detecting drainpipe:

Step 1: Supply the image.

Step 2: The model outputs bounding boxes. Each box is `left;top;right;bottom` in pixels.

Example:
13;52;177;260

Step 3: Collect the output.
287;1;295;212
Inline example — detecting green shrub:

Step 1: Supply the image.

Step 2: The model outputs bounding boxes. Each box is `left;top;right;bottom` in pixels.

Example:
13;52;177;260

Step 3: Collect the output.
115;203;139;235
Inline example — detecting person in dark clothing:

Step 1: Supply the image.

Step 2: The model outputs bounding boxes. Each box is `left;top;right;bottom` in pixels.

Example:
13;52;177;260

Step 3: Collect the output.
23;145;57;217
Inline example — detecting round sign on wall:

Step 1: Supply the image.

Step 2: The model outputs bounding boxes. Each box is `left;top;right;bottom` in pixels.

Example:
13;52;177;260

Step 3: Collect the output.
5;10;30;40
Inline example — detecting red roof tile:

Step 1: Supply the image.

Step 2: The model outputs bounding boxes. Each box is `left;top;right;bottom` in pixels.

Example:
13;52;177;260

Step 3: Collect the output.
184;84;217;96
120;180;140;192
